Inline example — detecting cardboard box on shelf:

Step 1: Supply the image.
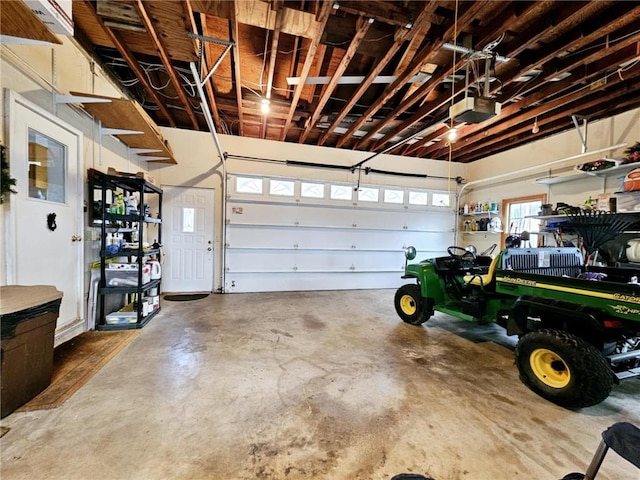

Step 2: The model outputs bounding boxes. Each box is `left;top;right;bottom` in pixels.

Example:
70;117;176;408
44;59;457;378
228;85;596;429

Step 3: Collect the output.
597;194;616;212
106;167;156;186
615;191;640;213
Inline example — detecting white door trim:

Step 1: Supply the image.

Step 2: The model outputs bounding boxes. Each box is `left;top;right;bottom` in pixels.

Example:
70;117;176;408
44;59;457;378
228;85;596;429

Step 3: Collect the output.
4;90;85;343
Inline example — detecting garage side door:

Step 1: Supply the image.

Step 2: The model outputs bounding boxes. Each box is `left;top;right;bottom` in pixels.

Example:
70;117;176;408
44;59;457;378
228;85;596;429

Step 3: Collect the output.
225;175;455;293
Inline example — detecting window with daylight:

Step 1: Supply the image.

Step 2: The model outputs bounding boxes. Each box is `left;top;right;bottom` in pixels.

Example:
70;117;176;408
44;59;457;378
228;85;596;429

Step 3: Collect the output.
301;182;324;198
384;189;404;204
236;176;263;194
28;129;66;203
357;187;379;202
182;207;195;233
502;195;545;248
330;184;352;201
408;191;428;206
269;179;294;196
432;193;451;207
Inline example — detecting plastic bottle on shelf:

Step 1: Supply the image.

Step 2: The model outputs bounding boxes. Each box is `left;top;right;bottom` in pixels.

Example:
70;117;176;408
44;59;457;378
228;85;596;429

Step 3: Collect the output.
463;203;469;214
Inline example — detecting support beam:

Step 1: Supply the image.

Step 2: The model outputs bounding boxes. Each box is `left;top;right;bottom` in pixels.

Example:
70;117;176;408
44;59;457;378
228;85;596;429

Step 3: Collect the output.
298;15;371;144
261;0;284;139
184;0;223;132
135;0;200;130
230;0;245;135
280;0;333;141
81;0;175;127
351;0;494;150
317;3;436;146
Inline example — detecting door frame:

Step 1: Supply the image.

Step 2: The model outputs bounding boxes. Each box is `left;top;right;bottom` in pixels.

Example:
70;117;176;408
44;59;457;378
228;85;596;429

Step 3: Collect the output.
501;193;547;248
161;184;216;293
4;90;85;344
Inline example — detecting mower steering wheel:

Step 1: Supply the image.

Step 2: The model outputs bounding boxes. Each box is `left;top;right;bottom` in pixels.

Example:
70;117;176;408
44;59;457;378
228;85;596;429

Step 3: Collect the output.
447;245;475;262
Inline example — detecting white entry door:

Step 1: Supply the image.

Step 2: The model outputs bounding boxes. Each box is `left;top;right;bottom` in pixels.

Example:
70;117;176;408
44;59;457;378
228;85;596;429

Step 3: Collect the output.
162;186;215;293
6;91;84;345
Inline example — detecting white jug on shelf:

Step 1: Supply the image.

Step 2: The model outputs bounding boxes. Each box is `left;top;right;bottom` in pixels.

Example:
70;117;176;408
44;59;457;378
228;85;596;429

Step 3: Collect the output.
147;260;161;280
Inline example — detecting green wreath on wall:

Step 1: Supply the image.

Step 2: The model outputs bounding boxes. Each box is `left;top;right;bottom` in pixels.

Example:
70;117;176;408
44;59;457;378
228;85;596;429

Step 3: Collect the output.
1;143;18;204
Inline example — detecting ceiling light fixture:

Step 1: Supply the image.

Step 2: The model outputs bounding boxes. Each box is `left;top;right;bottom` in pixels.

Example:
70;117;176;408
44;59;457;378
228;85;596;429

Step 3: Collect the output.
260;98;270;115
447;128;458;142
532;117;539;134
332;1;339;9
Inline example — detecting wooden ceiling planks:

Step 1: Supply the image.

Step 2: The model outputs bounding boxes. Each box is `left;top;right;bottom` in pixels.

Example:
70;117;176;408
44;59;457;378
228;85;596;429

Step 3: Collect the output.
280;0;334;141
134;0;200;130
298;16;372;143
72;1;640;163
142;1;198;63
192;0;317;39
70;92;177;164
0;0;61;44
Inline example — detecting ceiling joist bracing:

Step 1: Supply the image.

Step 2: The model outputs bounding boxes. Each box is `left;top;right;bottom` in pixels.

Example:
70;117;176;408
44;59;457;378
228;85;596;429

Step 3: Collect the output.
69;1;640;163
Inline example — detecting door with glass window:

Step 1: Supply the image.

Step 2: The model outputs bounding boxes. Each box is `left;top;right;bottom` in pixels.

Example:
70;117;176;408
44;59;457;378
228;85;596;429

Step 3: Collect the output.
162;185;215;292
7;92;84;343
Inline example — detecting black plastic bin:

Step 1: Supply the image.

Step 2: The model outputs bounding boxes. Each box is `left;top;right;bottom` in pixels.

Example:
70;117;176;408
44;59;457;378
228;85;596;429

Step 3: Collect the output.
1;285;63;418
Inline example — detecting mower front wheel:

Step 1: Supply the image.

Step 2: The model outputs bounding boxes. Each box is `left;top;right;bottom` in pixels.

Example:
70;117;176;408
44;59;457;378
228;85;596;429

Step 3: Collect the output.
394;284;428;325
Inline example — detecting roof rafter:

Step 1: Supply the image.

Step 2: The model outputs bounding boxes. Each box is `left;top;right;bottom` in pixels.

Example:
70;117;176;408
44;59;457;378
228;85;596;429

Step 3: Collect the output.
261;0;284;139
81;0;176;127
134;0;200;130
335;0;492;149
280;0;334;141
298;15;372;144
230;0;245;135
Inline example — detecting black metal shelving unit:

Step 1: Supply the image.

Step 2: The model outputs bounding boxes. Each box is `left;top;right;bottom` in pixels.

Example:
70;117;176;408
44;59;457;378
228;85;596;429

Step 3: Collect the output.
88;169;163;330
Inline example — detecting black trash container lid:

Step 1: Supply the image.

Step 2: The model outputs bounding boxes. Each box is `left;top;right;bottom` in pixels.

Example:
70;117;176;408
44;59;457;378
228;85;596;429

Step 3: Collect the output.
1;285;63;338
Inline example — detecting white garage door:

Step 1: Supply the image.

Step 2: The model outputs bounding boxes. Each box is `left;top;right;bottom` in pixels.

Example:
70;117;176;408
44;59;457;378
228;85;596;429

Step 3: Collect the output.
225;174;456;293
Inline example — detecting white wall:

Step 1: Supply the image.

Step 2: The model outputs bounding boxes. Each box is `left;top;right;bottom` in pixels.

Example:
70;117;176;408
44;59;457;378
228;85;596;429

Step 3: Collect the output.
463;108;640;206
0;37;155;297
458;108;640;252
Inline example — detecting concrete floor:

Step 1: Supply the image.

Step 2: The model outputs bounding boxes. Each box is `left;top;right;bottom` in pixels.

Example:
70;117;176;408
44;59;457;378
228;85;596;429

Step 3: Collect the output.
1;289;639;480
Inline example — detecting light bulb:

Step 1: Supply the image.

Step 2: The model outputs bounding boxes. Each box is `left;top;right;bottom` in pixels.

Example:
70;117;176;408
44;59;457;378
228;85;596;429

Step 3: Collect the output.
260;98;270;115
532;117;539;134
447;128;458;142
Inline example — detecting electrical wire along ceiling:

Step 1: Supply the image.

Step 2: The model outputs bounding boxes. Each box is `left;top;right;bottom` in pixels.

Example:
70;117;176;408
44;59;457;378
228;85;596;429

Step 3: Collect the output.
72;0;640;163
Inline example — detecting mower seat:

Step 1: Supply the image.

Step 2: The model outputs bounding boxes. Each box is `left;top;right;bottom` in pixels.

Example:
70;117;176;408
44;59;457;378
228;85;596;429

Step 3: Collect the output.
463;254;500;287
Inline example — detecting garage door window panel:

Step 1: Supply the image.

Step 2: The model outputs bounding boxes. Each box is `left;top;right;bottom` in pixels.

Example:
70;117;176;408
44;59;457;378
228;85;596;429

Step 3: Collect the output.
330;184;352;201
357;187;379;203
301;182;325;198
236;176;263;195
384;189;404;204
409;191;428;206
269;179;294;196
432;193;451;207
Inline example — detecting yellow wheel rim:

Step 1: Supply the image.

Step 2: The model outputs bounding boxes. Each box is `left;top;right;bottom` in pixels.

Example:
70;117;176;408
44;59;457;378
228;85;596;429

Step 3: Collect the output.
400;295;417;315
530;348;571;388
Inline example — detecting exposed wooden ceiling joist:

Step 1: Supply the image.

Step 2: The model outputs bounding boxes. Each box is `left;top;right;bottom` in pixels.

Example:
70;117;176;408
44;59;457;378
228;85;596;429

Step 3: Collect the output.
280;0;334;141
134;0;200;130
298;15;372;144
70;1;640;163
